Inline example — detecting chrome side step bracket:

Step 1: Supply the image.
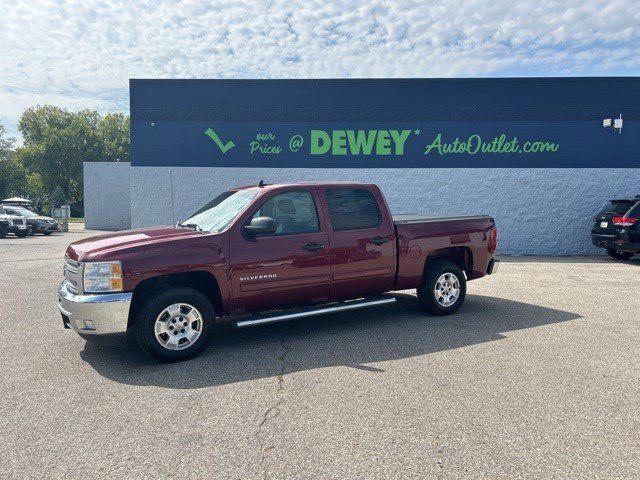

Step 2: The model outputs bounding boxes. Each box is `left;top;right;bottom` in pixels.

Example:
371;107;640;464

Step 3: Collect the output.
235;295;396;329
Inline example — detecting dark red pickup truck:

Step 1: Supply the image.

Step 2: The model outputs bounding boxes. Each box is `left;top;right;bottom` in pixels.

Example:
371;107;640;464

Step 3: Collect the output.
59;182;498;362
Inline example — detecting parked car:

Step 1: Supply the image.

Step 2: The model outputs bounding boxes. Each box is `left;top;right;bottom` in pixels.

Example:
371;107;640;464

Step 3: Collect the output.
591;195;640;260
0;206;28;238
1;205;59;236
58;182;499;362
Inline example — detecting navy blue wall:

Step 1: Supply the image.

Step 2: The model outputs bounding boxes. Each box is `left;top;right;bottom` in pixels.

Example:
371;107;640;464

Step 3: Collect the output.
130;78;640;168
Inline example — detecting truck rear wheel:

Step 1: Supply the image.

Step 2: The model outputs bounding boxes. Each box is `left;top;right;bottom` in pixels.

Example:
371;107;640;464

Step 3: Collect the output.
134;286;216;362
606;248;634;260
417;260;466;316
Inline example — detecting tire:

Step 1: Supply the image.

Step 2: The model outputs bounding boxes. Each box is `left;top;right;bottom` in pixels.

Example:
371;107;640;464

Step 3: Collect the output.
134;286;216;362
0;226;6;239
28;226;35;236
16;230;28;238
606;248;634;260
417;259;467;316
43;231;53;236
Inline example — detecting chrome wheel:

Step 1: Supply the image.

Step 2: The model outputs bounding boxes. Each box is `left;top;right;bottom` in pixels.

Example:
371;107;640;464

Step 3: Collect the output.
434;272;460;307
154;303;203;351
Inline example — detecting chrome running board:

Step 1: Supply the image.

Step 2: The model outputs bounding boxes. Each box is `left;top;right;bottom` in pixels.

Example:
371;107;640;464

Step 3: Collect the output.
235;295;396;329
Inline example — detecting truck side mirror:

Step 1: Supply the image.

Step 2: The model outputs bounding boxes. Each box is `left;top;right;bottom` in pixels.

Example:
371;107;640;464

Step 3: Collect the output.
243;216;276;238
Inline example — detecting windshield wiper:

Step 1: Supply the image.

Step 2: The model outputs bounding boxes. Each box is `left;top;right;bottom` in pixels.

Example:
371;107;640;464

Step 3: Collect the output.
179;223;202;232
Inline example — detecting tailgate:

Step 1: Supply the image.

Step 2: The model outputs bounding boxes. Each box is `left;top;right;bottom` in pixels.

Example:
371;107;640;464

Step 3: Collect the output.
591;200;636;235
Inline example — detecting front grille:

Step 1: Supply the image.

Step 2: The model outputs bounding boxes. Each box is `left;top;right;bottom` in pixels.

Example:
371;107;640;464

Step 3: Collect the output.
64;257;82;293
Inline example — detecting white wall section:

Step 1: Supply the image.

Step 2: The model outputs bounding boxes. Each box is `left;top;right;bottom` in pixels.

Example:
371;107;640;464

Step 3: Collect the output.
84;162;131;231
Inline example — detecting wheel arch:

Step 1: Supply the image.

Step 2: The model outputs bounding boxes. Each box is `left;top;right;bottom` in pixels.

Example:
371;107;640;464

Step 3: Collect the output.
423;246;473;279
127;271;223;327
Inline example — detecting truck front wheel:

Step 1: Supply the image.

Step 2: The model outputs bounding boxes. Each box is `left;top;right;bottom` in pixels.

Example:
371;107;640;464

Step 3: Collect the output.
417;260;467;316
134;286;216;362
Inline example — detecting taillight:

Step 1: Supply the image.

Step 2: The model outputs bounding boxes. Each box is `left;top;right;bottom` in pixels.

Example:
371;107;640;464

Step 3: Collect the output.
488;227;498;254
612;216;638;227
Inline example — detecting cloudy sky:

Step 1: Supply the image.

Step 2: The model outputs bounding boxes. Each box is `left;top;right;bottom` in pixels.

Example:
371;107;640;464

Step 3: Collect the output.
1;0;638;141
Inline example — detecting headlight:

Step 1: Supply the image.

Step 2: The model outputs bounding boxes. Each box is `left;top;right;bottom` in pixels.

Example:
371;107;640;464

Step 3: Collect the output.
83;261;123;293
6;219;13;225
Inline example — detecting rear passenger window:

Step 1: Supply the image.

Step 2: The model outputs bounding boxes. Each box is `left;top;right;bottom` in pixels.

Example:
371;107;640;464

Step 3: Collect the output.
325;188;381;231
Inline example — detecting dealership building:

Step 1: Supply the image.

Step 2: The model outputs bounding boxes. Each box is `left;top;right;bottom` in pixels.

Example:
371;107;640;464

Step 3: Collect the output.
84;77;640;254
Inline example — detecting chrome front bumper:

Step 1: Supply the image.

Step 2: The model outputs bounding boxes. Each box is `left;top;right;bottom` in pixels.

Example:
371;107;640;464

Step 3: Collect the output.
57;281;132;336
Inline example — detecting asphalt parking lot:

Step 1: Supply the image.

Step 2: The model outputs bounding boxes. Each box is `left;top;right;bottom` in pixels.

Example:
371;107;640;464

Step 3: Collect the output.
1;230;639;479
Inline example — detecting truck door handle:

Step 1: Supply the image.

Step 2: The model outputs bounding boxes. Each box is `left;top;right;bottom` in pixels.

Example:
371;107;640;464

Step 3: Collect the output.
370;236;390;245
301;242;325;252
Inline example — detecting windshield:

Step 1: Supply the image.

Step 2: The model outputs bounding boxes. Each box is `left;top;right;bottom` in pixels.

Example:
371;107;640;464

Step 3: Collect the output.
180;190;258;233
8;206;38;217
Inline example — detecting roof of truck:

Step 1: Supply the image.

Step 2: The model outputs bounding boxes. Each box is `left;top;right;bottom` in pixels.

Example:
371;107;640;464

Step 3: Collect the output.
236;181;376;190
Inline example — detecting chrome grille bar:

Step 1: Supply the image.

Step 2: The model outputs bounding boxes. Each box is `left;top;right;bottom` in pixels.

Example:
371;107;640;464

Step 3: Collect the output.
64;257;82;293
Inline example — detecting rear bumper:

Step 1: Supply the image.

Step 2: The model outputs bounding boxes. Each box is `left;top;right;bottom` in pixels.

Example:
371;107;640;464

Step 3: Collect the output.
591;233;618;249
591;233;640;253
57;281;132;338
486;258;499;275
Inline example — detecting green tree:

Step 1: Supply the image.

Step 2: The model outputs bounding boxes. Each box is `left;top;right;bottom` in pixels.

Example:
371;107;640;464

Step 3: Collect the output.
0;122;25;199
18;106;104;207
10;106;130;213
0;121;13;154
99;113;130;162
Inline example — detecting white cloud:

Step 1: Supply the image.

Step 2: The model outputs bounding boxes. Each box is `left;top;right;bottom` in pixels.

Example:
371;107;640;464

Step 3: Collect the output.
0;0;638;139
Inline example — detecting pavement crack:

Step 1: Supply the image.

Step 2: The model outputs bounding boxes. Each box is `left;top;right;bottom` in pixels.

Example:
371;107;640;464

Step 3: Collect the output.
256;322;293;480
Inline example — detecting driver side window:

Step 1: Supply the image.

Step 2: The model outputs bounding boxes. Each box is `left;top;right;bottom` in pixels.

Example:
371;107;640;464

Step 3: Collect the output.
251;190;319;236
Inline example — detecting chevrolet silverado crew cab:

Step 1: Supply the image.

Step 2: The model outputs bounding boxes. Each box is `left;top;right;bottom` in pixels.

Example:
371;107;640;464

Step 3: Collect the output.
58;182;499;362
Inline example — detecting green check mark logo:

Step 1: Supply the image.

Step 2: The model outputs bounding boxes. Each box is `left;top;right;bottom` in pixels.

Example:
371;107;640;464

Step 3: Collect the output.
204;128;235;154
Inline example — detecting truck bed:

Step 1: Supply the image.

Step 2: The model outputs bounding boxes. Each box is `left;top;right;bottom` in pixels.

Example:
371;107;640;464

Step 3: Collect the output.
392;214;493;224
392;213;496;289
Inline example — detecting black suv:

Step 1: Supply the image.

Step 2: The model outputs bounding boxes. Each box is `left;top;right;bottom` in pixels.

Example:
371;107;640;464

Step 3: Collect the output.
591;196;640;260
